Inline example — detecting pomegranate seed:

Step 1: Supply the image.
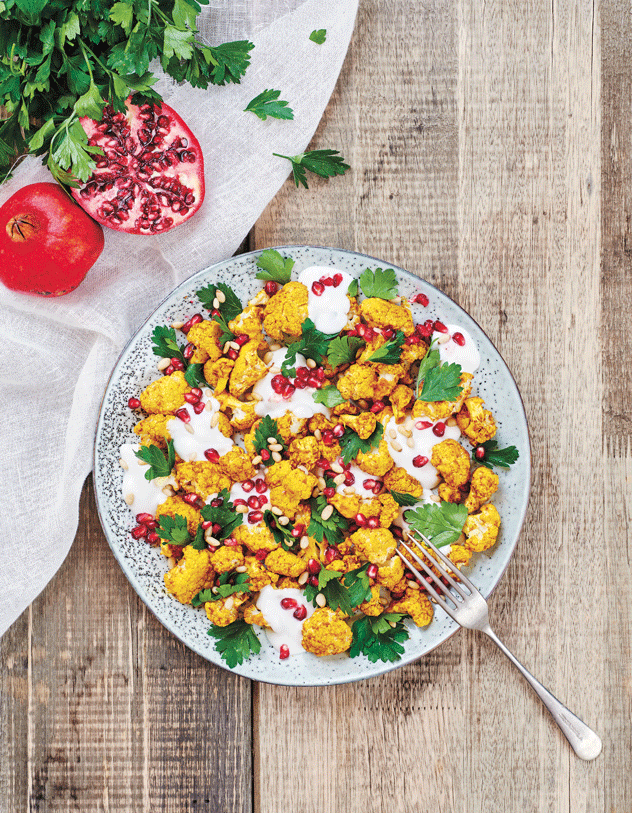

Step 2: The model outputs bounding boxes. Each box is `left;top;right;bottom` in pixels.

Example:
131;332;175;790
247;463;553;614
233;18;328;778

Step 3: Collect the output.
248;510;264;524
258;495;268;506
264;281;278;295
452;332;466;346
190;387;202;400
146;532;160;545
332;273;343;287
347;328;359;336
241;479;254;492
210;497;223;507
224;537;239;547
144;519;158;530
316;367;325;381
255;549;268;561
308;575;319;587
392;526;403;538
311;281;325;296
307;559;321;575
281;598;298;609
294;379;307;390
357;324;367;338
212;523;222;536
367;517;380;529
434;321;448;333
255;478;267;493
322;276;335;286
405;335;421;345
344;471;355;486
184;391;200;404
271;374;286;394
413;455;429;468
260;448;271;461
202;520;213;530
322;430;335;446
183;343;195;360
233;498;247;508
364;326;375;341
211;309;220;318
204;448;220;462
372;484;382;495
355;513;367;527
227;348;239;361
433;422;446;437
247;495;260;509
332;424;345;439
367;564;379;579
279;645;290;660
176;407;190;423
131;525;148;539
135;512;154;524
164;365;175;376
296;366;310;381
370;401;385;413
193;401;205;414
182;314;203;333
128;397;141;409
183;493;200;506
282;383;295;398
412;293;430;306
382;328;395;339
306;375;320;388
291;523;305;538
171;357;185;370
363;479;377;490
475;446;486;460
323;487;335;498
235;334;249;347
293;605;308;621
415;420;433;430
324;547;339;564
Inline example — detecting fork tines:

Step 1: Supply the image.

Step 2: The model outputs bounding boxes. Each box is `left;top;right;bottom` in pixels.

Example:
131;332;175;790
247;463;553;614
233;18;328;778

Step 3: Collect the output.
396;532;475;617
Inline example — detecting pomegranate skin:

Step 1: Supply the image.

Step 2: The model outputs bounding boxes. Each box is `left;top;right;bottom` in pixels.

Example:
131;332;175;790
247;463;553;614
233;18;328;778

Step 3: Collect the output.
72;98;205;235
0;183;104;297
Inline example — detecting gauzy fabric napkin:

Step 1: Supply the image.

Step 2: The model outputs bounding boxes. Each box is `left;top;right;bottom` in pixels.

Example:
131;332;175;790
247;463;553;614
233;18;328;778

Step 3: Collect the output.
0;0;358;637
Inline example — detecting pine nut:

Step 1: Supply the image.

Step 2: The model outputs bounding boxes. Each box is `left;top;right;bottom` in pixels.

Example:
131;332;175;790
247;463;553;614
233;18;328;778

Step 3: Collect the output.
224;597;234;611
119;458;129;470
298;571;309;585
316;593;327;607
162;486;174;496
333;473;345;486
212;586;219;594
264;352;273;364
388;428;397;439
168;557;176;568
330;462;344;474
235;565;247;573
228;341;240;351
321;504;334;521
436;333;450;345
213;297;220;310
157;357;171;371
306;358;317;369
251;393;263;401
408;580;420;590
398;427;412;438
446;417;457;427
171;321;185;330
269;365;281;374
267;436;278;445
215;289;226;303
205;400;213;411
343;487;356;496
271;506;283;515
222;342;231;353
184;423;194;435
235;505;248;514
278;516;290;526
210;412;220;428
314;429;322;441
269;343;281;351
124;493;134;505
271;451;282;462
300;536;309;549
251;455;262;466
269;443;283;452
317;476;327;489
406;437;415;448
209;538;221;547
391;440;403;452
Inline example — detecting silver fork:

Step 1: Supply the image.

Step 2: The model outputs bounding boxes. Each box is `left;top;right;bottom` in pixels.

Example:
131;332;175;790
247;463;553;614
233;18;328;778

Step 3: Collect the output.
397;534;602;761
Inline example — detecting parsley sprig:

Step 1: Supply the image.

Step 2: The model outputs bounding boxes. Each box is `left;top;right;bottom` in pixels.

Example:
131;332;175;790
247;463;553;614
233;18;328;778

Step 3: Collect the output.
304;566;370;616
151;326;185;363
273;149;350;189
281;318;336;377
308;493;348;546
358;267;399;300
208;620;261;668
200;489;243;540
196;283;241;344
405;501;468;547
255;249;295;284
309;29;327;44
244;89;293;121
134;440;175;481
338;422;385;465
418;362;463;403
366;331;405;364
327;335;365;367
263;510;298;552
312;385;345;408
253;415;286;466
349;613;409;663
472;440;519;470
192;572;251;607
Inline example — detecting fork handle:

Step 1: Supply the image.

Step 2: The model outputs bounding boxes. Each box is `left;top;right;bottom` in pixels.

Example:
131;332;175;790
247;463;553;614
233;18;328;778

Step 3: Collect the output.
480;623;602;760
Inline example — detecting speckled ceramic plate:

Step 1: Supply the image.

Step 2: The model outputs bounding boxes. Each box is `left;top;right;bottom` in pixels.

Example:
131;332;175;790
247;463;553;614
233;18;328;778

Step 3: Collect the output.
94;246;531;686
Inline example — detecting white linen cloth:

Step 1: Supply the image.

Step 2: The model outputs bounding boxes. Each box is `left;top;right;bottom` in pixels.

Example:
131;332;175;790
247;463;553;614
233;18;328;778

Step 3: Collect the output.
0;0;358;636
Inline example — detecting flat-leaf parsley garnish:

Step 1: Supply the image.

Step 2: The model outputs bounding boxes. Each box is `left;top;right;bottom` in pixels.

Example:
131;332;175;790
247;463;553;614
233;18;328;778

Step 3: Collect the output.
281;318;336;377
156;513;190;546
327;335;365;367
312;385;345;408
208;619;261;668
192;572;251;607
309;29;327;44
472;440;520;470
338;422;384;465
273;149;350;189
358;267;399;300
244;89;293;120
253;415;286;465
184;363;206;388
414;347;440;398
405;501;468;547
196;282;243;322
200;489;243;540
255;249;295;283
134;440;175;481
418;362;463;403
307;493;347;546
349;613;409;663
263;510;299;552
366;331;405;364
389;490;420;507
151;326;185;363
303;568;361;616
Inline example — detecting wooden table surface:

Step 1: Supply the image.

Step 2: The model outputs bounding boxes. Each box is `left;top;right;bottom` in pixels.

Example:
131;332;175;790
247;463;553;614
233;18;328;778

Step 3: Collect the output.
2;0;630;810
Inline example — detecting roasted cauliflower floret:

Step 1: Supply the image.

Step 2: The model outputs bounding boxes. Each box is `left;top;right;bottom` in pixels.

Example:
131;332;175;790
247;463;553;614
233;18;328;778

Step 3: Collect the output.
232;522;279;555
412;372;473;421
262;281;308;341
463;503;501;551
356;437;394;477
265;548;307;577
203;357;234;393
359;297;415;336
456;397;497;445
242;602;268;627
301;607;352;656
133;414;172;448
275;412;309;445
464;466;499;513
431;438;471;488
174;461;232;499
388;586;434;627
218;447;256;482
228;303;265;339
164;545;214;604
204;594;248;627
447;544;473;568
376;556;406;592
243;555;279;592
359;584;386;617
265;460;318;519
140;370;190;414
389;384;414;422
336;363;379;401
382;465;423;498
210;544;245;574
287;435;321;471
216;394;258;432
350;527;397;565
229;340;268;397
186;319;223;363
155;495;201;535
340;412;377;440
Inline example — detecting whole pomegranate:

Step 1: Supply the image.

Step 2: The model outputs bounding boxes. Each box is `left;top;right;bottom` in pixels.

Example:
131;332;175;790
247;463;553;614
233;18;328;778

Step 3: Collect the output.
72;98;205;235
0;183;104;297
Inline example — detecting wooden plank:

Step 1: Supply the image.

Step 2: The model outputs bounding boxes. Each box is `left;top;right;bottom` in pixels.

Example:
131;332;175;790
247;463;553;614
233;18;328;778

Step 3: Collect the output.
0;477;252;812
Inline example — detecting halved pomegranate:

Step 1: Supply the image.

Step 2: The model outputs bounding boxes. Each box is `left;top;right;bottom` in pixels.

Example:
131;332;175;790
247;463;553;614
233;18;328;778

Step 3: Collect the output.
71;98;205;235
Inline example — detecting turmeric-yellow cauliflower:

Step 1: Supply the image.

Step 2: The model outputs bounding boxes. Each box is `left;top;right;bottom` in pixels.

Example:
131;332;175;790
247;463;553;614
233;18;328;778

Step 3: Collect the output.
456;397;497;445
388;586;434;627
350;527;397;565
359;297;415;336
186;319;223;362
164;546;214;604
464;466;499;513
302;607;352;655
463;503;501;551
262;281;308;340
431;438;471;488
140;370;190;414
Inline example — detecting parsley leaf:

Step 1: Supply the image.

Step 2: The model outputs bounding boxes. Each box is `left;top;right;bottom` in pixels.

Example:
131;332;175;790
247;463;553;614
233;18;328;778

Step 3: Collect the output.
414;348;440;398
419;362;463;402
244;89;293;121
156;513;190;546
390;491;420;507
350;613;409;663
134;440;175;481
303;568;358;616
347;279;359;297
255;249;295;283
358;267;399;300
205;41;255;86
327;335;365;367
405;501;468;547
342;564;372;607
196;283;243;321
263;510;297;552
307;494;348;546
190;524;207;550
192;572;251;607
208;620;261;668
200;489;243;540
151;325;185;363
273;149;350;189
281;318;336;376
367;331;405;364
472;440;520;470
312;385;345;408
338;422;385;465
253;415;286;466
309;29;327;44
184;363;206;388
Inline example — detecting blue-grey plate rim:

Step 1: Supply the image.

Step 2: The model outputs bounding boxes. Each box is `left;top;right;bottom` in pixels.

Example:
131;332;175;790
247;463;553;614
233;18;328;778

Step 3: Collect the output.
93;245;531;687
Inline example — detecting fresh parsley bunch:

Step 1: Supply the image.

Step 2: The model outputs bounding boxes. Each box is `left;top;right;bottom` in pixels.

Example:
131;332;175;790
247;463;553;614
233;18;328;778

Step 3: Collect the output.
0;0;254;183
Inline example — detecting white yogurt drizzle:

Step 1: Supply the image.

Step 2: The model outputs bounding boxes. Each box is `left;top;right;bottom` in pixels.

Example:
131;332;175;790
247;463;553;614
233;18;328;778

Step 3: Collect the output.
166;395;234;462
432;324;480;375
253;348;330;420
119;443;177;516
256;586;316;656
383;416;461;491
298;265;354;334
